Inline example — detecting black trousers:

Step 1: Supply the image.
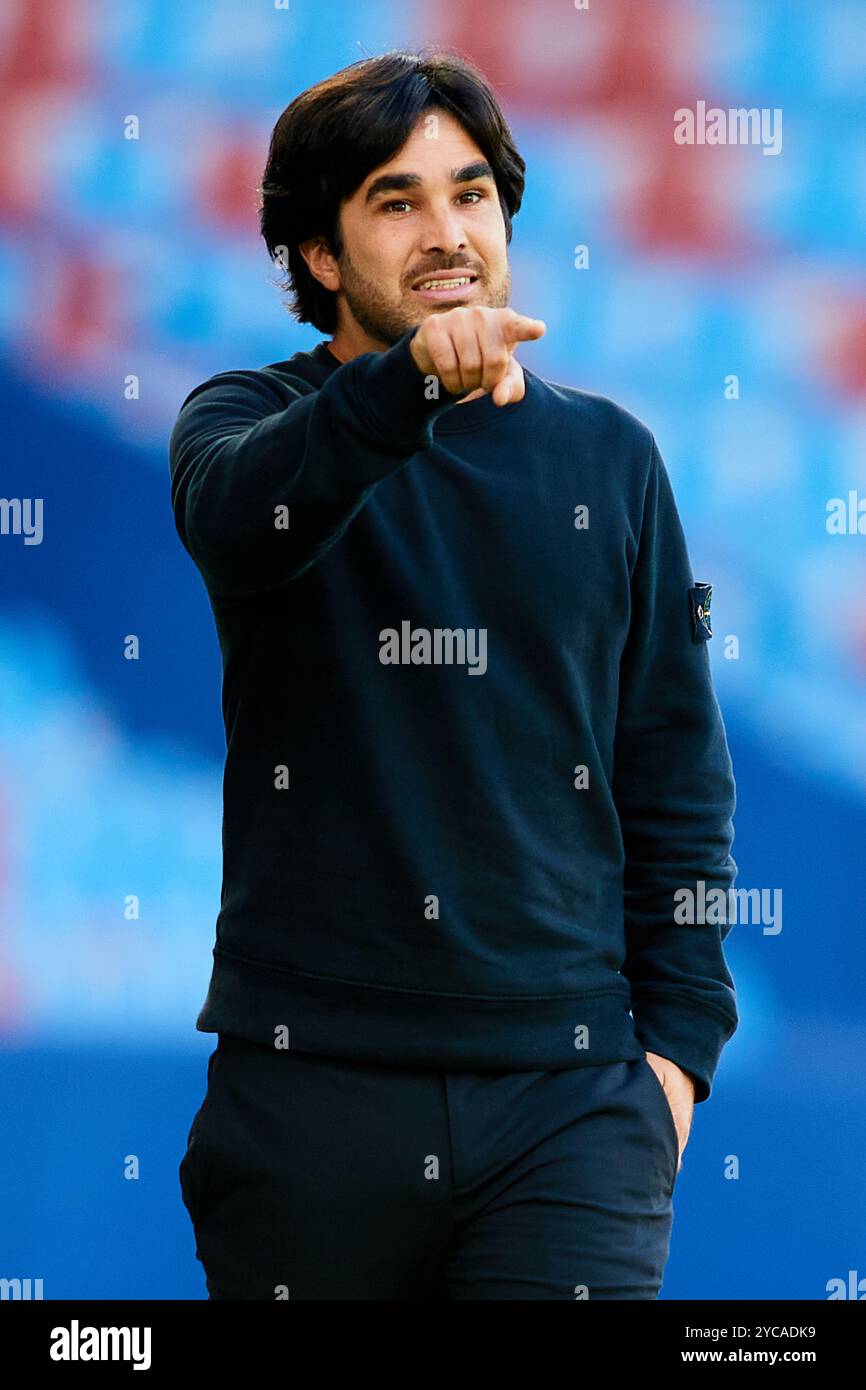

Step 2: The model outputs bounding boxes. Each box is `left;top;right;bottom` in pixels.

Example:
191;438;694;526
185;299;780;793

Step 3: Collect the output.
178;1035;678;1300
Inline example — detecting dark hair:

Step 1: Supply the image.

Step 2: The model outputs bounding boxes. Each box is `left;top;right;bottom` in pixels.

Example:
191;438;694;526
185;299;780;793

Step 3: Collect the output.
258;48;526;333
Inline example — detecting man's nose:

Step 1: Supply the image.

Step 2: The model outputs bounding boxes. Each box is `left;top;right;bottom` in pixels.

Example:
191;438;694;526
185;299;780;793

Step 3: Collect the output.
418;201;468;253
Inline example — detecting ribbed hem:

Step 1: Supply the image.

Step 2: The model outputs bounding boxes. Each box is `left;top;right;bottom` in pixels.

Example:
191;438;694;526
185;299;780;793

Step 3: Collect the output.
195;947;649;1073
629;990;739;1104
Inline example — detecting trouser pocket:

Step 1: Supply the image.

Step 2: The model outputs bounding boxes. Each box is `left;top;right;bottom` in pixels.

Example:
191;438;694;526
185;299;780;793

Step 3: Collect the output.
179;1119;209;1229
638;1057;680;1195
179;1046;221;1227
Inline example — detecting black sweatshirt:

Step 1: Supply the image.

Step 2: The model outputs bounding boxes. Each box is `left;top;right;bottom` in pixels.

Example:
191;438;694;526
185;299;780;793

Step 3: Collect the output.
168;327;739;1102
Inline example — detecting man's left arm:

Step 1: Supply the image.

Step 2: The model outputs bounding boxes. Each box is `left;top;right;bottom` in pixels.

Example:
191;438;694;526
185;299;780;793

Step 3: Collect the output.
613;435;739;1129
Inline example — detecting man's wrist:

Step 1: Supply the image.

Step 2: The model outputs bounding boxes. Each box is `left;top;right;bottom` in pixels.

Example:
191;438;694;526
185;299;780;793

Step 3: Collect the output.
680;1066;698;1099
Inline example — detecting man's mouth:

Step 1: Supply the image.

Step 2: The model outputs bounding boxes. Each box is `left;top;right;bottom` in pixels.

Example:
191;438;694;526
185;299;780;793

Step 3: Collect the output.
411;272;480;301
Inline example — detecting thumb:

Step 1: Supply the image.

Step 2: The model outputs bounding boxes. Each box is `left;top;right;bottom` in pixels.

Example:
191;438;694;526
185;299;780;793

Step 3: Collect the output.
491;357;525;406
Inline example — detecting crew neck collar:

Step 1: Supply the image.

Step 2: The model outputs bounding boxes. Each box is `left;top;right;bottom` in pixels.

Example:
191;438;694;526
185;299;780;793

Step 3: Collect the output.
310;340;529;435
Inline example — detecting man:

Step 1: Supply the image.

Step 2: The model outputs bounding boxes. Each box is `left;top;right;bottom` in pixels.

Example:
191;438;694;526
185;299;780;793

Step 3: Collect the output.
170;48;738;1300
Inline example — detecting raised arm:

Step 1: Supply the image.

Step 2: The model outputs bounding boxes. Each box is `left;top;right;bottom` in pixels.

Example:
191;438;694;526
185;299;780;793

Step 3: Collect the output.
168;326;451;597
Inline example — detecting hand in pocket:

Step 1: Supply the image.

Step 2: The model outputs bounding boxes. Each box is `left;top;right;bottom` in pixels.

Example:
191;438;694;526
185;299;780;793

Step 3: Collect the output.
644;1051;695;1172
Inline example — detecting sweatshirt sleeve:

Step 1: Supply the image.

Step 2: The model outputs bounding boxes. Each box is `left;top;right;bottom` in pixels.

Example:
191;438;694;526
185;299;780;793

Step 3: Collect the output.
168;326;457;597
613;435;739;1103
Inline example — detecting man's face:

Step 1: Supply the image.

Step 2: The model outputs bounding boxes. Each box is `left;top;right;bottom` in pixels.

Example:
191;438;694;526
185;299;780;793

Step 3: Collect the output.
305;108;511;350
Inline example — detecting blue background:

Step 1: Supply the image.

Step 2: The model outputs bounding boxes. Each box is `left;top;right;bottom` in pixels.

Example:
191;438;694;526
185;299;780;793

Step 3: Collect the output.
1;0;864;1299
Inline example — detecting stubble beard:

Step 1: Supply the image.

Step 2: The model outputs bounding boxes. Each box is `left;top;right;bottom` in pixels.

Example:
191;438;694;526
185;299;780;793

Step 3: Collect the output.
335;245;511;347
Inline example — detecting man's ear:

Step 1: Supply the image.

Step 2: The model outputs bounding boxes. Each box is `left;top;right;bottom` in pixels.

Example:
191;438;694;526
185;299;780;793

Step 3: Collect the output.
298;236;341;293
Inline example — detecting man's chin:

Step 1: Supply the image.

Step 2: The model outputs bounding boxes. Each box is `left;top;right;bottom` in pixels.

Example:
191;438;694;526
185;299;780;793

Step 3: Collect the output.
408;288;507;318
409;291;488;313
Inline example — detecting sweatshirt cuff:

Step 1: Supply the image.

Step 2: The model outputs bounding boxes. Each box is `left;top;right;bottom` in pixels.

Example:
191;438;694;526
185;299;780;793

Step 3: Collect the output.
629;991;738;1103
346;327;464;452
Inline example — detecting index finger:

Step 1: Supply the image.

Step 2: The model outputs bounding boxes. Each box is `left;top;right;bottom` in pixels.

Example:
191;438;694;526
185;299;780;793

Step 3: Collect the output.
501;311;547;346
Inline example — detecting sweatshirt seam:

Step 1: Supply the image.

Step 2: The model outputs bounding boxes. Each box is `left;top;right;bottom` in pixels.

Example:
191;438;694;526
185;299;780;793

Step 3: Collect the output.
629;985;737;1028
212;945;631;1004
628;431;658;583
433;408;521;436
433;369;540;435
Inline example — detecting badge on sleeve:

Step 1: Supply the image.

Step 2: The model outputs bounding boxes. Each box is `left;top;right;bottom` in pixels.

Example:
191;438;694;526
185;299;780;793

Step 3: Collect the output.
689;581;713;641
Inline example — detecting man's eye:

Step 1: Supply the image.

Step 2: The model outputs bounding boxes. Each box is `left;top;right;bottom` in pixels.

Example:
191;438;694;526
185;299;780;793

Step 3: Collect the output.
381;190;487;213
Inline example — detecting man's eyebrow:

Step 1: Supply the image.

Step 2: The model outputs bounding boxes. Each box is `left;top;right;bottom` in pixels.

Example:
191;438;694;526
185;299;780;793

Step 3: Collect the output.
364;161;495;204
